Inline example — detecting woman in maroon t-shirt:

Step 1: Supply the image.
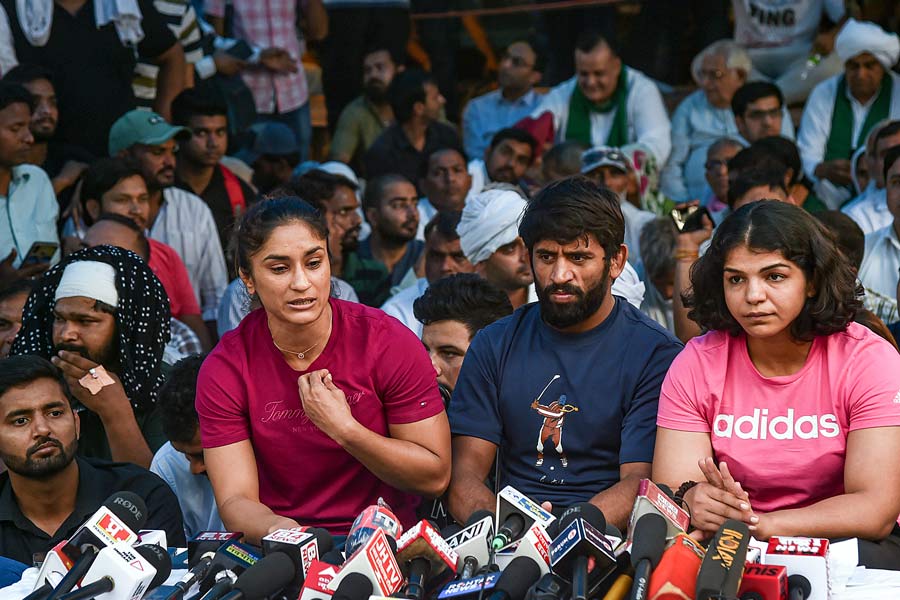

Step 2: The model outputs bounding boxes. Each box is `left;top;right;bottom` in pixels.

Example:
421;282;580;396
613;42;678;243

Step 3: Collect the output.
196;197;451;542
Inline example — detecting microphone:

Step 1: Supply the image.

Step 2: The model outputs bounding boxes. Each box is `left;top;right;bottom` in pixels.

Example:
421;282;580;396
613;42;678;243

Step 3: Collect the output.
157;551;218;600
494;521;553;575
346;503;403;556
328;527;404;597
444;510;494;578
138;530;168;548
738;563;787;600
646;533;704;600
188;532;244;569
438;571;503;600
209;551;298;600
56;543;172;600
764;537;828;600
487;557;542;600
262;527;334;599
192;540;261;598
548;503;616;600
40;547;99;600
299;558;341;600
626;481;689;545
493;487;556;551
525;573;569;600
625;514;667;600
695;520;750;600
395;520;459;600
332;573;373;600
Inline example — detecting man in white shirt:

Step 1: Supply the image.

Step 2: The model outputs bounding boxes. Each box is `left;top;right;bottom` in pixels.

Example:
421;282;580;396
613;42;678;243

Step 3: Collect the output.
843;121;900;234
858;146;900;304
109;110;228;327
467;128;536;197
0;82;57;287
418;147;471;240
529;32;670;165
797;20;900;203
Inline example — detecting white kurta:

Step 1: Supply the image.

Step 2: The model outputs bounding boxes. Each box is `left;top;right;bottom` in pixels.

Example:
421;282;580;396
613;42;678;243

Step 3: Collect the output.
842;182;892;235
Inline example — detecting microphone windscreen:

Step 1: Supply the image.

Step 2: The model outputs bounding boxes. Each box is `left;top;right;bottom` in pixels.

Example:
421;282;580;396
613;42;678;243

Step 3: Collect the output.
321;549;345;565
605;524;623;540
387;536;398;554
466;510;494;528
629;514;667;568
655;484;675;500
333;572;374;600
234;551;297;597
558;502;606;533
135;544;172;589
103;491;148;531
442;524;463;539
788;574;811;597
307;527;335;554
496;557;543;600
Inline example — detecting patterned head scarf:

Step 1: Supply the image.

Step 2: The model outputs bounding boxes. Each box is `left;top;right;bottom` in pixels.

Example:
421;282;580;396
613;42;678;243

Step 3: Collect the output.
11;245;171;410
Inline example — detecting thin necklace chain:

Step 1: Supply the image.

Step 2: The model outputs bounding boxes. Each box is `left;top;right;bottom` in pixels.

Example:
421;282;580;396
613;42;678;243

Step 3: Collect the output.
271;316;333;360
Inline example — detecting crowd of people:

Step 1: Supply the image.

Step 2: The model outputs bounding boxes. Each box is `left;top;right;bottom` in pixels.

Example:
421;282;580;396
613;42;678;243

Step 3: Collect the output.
0;0;898;581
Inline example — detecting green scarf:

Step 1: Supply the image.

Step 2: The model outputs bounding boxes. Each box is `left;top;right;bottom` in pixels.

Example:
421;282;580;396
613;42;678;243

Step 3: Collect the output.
564;67;629;147
824;74;893;162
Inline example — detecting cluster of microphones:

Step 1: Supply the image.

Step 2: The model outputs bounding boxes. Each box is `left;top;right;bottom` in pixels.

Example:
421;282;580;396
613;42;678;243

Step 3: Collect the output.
19;482;833;600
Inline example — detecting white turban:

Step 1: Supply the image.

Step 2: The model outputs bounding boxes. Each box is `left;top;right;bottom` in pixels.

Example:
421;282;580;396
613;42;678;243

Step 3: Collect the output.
55;261;119;308
835;19;900;70
458;189;527;265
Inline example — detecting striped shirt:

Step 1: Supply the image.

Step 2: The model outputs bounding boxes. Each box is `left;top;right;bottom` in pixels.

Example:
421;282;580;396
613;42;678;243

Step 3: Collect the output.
133;0;206;108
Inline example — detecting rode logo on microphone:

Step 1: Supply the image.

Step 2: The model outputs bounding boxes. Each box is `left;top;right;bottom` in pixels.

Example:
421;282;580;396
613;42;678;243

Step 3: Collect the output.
94;513;134;544
713;409;839;440
113;497;144;523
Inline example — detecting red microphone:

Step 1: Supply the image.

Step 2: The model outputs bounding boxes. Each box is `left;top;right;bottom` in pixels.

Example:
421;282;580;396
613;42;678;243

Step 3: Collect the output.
646;533;704;600
395;520;459;600
738;563;788;600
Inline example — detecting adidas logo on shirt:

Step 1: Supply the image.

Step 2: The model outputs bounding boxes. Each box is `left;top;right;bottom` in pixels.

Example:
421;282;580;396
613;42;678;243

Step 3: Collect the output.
713;409;840;440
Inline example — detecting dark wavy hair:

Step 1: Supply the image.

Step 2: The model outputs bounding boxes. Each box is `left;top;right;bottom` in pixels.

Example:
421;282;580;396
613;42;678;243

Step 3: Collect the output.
685;201;862;340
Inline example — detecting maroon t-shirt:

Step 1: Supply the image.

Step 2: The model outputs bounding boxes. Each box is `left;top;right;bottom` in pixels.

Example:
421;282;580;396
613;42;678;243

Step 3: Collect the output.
196;298;444;534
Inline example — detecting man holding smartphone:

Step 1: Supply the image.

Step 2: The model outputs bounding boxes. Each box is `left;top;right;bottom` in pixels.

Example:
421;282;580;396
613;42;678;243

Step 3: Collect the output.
0;82;58;287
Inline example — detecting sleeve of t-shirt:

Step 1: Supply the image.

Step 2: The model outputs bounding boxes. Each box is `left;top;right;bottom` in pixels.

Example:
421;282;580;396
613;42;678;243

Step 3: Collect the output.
656;340;711;433
375;317;445;424
619;336;683;464
196;346;252;447
447;327;503;445
136;0;178;59
844;334;900;431
143;471;187;547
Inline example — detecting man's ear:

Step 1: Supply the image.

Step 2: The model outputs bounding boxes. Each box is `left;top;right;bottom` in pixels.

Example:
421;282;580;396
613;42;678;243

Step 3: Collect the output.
85;199;101;222
609;243;628;280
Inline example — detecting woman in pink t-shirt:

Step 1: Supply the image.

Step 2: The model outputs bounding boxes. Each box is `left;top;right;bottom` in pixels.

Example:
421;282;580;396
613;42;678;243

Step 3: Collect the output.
196;197;451;543
653;201;900;568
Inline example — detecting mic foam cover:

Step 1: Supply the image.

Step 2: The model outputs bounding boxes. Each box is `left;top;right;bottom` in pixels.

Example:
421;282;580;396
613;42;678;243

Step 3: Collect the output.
656;484;675;499
496;557;542;600
629;513;667;568
321;549;345;565
135;544;173;589
333;572;374;600
235;551;297;597
442;524;463;539
307;527;336;554
788;574;811;597
558;502;606;533
103;491;148;531
466;510;494;528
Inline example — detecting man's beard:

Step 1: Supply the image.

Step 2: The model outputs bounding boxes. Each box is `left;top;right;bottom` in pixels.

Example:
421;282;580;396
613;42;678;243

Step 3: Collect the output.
537;261;610;329
364;80;388;104
54;340;120;374
3;435;77;480
490;166;517;184
340;226;362;253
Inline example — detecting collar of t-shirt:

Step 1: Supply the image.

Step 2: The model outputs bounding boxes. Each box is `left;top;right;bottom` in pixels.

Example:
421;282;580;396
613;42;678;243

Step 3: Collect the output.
535;294;624;346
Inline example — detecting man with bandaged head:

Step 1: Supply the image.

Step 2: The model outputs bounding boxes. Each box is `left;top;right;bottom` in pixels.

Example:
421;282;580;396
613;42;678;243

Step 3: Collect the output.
11;246;171;468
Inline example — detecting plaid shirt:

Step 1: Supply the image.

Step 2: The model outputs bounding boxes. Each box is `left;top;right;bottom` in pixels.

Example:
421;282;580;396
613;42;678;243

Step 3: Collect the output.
205;0;308;113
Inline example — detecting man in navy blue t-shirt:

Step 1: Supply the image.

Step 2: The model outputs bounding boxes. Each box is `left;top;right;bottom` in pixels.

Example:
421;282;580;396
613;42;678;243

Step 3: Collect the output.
447;176;682;531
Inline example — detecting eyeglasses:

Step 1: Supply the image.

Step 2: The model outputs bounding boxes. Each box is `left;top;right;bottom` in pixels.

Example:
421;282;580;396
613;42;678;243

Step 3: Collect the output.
705;159;728;171
698;69;726;82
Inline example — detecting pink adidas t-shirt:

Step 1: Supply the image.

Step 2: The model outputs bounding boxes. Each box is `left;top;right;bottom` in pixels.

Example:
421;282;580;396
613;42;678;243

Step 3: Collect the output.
658;322;900;513
196;298;445;534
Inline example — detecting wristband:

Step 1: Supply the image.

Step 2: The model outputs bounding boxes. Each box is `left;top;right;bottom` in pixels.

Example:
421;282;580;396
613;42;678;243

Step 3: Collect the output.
674;480;698;505
673;250;699;262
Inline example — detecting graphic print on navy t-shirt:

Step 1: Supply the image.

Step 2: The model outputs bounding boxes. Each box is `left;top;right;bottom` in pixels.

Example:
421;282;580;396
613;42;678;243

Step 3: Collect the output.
530;374;580;468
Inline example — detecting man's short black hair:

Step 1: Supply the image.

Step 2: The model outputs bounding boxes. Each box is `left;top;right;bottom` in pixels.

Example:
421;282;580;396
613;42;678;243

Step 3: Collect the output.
80;157;145;225
0;355;75;407
93;213;151;259
731;81;784;117
727;163;789;208
814;210;865;271
171;87;229;127
389;69;435;125
0;82;33;113
727;145;789;181
752;136;802;185
488;128;537;162
363;46;400;65
158;354;206;443
413;273;513;339
278;169;358;214
883;144;900;184
519;176;624;259
363;173;413;213
0;279;35;304
419;146;467;181
424;211;461;242
574;31;617;56
2;64;54;87
875;120;900;149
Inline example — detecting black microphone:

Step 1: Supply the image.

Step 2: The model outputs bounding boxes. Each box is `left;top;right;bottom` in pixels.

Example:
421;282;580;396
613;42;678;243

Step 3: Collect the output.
213;551;298;600
548;503;615;600
695;520;751;600
524;573;569;600
333;572;374;600
788;574;812;600
56;544;172;600
487;557;542;600
625;514;667;600
160;551;217;600
492;514;526;551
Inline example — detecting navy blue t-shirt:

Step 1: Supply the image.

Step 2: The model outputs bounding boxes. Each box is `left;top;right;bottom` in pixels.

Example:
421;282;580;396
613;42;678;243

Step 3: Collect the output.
448;298;683;507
